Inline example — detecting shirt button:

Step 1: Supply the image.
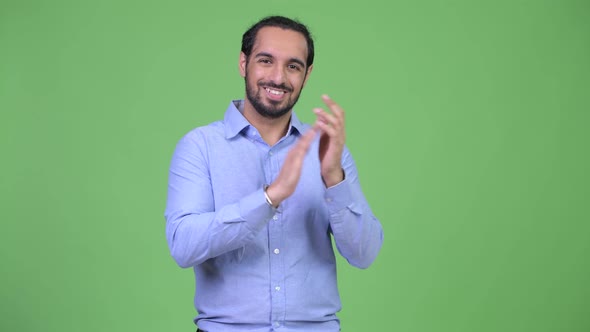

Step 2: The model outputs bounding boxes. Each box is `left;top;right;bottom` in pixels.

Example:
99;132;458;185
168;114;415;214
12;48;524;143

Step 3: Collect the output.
274;322;280;327
274;248;280;254
326;197;332;202
269;151;274;156
275;286;281;291
273;215;278;221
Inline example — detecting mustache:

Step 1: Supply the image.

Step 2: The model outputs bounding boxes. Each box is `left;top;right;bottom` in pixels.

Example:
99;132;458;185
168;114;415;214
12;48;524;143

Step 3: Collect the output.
259;82;293;93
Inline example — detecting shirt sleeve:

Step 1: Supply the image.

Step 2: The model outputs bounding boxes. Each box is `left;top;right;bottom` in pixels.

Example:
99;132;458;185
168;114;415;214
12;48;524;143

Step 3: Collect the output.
325;146;384;269
164;131;276;268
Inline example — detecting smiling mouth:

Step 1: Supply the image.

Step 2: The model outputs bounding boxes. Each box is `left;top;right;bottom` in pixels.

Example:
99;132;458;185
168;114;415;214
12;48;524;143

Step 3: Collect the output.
264;87;286;96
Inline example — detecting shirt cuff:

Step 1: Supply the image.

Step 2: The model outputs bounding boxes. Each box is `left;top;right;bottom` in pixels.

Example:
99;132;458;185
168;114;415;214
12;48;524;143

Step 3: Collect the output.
238;187;277;232
324;177;355;215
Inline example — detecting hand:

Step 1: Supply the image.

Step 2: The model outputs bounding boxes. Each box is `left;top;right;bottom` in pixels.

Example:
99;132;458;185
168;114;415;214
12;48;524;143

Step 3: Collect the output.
266;125;319;207
314;95;345;187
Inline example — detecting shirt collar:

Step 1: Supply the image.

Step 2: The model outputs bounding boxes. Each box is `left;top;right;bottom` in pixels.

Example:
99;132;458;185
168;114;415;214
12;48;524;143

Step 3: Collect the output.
224;100;305;139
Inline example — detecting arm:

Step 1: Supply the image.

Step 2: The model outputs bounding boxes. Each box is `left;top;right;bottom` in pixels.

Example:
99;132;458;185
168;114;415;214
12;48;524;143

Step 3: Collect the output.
313;95;383;269
326;147;383;269
164;133;275;268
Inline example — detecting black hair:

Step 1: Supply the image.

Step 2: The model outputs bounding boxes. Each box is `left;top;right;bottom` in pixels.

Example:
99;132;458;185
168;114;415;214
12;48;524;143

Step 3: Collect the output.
241;15;315;68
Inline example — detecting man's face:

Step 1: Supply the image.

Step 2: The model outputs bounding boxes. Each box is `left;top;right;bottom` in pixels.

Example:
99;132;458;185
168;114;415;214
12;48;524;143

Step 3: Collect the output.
240;27;313;119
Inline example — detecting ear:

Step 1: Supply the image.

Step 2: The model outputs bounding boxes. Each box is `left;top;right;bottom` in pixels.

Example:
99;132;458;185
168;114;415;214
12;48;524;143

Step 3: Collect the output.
239;52;247;78
302;64;313;87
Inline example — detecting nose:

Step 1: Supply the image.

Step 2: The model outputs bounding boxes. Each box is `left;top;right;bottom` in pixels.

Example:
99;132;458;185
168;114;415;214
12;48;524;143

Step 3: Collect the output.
268;64;287;85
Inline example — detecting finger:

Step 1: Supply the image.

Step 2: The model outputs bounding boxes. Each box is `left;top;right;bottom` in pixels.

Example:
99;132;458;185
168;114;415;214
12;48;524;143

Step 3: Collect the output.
315;118;338;138
314;110;344;140
300;126;318;145
292;126;318;155
321;94;345;120
313;108;341;130
318;97;344;129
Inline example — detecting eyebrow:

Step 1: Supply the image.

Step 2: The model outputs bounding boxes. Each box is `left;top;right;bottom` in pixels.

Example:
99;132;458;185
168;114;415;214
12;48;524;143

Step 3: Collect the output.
255;52;306;69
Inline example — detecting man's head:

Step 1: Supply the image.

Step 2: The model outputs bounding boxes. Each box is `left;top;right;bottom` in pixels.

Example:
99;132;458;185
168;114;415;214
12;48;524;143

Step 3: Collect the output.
239;16;315;119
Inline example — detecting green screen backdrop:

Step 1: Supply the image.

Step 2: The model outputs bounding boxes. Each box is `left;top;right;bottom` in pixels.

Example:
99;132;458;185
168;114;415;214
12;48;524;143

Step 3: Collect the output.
1;0;589;331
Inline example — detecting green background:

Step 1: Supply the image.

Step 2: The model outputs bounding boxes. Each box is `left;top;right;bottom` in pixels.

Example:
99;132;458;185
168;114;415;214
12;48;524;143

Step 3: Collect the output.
1;0;589;331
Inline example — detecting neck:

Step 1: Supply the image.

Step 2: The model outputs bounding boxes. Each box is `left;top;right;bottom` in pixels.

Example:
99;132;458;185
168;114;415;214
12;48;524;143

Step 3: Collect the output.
242;100;291;146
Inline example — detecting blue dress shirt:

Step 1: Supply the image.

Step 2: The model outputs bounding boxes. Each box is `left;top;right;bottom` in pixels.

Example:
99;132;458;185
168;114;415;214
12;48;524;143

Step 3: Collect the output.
165;100;383;332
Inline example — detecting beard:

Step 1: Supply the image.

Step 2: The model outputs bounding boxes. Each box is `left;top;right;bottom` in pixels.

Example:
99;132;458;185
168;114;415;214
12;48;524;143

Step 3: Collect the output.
244;72;303;119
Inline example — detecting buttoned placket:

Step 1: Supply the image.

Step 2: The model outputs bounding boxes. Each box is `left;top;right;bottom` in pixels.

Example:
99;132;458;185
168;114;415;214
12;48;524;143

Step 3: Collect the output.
248;125;293;329
266;145;285;328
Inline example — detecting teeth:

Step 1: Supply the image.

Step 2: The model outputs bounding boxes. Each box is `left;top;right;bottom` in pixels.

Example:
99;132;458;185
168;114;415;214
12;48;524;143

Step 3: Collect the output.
265;88;284;95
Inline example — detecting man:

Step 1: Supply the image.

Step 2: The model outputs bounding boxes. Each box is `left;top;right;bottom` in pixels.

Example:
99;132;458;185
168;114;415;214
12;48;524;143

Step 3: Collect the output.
165;15;383;332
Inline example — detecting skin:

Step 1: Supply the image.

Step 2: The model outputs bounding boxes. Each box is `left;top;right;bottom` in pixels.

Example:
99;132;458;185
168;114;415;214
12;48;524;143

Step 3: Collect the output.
238;27;346;207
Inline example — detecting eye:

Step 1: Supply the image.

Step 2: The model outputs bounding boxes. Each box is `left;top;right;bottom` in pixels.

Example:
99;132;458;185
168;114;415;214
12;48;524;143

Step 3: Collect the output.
258;58;272;64
288;64;301;71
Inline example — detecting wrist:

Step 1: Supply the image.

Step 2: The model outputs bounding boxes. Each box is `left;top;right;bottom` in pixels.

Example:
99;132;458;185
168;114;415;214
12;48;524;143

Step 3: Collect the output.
264;184;282;208
322;168;344;187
